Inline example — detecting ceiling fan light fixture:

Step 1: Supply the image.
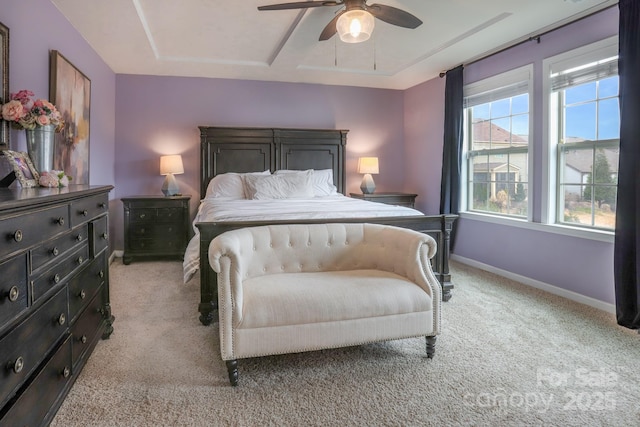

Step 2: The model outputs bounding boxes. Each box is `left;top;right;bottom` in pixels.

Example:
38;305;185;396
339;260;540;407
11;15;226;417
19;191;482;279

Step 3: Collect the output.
336;9;374;43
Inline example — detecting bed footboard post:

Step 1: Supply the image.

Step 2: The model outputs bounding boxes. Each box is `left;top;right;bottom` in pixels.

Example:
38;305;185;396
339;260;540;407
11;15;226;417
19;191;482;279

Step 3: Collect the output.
197;224;218;325
439;215;457;302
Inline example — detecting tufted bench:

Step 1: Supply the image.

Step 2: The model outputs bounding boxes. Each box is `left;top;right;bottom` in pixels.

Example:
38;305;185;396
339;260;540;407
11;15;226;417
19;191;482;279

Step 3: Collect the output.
209;223;442;386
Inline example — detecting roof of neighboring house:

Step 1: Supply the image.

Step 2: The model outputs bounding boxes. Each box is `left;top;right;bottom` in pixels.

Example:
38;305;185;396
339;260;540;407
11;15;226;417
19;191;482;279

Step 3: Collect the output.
473;162;521;173
563;147;619;174
472;120;528;145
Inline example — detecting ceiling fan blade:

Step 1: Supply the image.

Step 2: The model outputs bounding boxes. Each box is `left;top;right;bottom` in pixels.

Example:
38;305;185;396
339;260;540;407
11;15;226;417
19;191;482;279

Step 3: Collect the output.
258;1;341;11
319;10;345;41
367;4;423;29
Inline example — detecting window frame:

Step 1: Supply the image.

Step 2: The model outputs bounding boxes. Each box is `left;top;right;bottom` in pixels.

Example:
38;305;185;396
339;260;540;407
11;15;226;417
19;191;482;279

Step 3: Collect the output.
542;36;619;231
461;64;534;221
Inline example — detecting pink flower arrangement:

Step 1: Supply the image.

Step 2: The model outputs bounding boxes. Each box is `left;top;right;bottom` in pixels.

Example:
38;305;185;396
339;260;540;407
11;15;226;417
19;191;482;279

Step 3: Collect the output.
1;90;64;131
39;170;72;188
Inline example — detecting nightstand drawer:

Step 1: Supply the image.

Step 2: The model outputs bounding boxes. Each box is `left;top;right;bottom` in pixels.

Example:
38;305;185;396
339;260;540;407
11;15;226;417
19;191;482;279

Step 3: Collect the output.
350;192;417;208
122;195;191;264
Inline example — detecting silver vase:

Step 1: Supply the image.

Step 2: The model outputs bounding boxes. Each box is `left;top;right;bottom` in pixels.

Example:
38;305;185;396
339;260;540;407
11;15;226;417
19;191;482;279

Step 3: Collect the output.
25;124;56;173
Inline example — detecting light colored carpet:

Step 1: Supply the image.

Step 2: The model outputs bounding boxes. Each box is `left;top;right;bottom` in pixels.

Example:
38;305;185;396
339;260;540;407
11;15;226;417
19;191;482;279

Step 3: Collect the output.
51;260;640;427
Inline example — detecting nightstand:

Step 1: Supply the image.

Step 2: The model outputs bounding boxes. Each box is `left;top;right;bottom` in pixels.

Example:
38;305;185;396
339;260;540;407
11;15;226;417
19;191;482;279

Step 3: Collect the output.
350;192;418;208
122;195;191;264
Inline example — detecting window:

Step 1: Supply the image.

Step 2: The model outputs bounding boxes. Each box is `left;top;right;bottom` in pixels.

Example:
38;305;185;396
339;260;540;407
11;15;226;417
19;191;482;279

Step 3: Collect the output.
463;66;532;219
547;39;619;230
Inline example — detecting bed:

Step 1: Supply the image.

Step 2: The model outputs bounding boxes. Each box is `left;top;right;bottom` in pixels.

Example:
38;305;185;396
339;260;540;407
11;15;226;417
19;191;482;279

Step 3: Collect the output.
190;126;457;325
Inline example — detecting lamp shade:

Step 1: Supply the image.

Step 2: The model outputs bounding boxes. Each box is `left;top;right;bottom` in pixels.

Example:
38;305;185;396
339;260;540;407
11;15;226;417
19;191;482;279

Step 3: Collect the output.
160;155;184;175
337;10;375;43
357;157;379;174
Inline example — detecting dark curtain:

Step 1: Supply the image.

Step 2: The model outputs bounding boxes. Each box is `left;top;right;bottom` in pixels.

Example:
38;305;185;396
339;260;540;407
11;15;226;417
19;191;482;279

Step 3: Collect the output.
440;65;464;250
614;0;640;330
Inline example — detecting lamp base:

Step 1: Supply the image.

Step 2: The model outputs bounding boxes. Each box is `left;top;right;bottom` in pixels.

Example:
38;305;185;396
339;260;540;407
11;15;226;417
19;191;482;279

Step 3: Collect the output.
360;173;376;194
161;173;180;196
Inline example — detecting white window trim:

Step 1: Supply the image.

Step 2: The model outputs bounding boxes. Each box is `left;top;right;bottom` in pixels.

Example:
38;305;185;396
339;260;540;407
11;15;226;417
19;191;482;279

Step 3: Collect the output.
461;64;534;222
541;36;618;227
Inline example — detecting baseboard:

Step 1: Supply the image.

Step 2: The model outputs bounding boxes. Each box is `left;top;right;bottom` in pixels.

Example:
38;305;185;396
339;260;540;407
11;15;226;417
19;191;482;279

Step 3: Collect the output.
450;254;616;314
110;250;123;264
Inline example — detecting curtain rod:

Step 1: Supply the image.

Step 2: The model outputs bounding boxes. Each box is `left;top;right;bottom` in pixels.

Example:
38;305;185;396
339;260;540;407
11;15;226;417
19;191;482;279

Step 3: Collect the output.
439;3;618;77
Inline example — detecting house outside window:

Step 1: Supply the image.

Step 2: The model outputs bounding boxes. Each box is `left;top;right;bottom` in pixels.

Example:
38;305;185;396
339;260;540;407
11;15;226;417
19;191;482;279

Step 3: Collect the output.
463;65;532;219
546;38;619;230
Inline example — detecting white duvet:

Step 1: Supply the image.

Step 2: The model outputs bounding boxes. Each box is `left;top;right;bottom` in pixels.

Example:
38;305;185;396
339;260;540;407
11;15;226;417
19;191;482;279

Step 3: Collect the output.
182;195;423;282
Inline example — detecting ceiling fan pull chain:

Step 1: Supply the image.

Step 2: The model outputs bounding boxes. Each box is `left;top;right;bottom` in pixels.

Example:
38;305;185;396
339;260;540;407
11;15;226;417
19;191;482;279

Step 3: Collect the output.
373;33;377;71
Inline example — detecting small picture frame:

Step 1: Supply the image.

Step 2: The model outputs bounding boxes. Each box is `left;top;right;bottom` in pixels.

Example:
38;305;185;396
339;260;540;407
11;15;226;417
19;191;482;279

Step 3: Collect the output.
2;150;40;187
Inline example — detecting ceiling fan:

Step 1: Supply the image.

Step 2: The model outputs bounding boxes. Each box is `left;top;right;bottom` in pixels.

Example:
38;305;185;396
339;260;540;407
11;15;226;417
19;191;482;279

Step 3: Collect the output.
258;0;423;43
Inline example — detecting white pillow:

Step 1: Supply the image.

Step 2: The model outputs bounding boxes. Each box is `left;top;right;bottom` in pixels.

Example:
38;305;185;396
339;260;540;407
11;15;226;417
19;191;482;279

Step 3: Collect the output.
275;169;337;197
243;170;314;200
205;170;270;199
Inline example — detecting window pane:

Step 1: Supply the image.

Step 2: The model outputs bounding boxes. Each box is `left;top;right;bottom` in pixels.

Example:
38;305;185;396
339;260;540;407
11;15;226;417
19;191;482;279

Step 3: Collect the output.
511;94;528;115
565;81;596;104
491;117;511;146
565;103;596;141
599;76;618;98
473;104;490;121
562;147;591;185
562;184;592;225
471;182;490;211
511;114;529;145
597;98;620;140
491;99;510;118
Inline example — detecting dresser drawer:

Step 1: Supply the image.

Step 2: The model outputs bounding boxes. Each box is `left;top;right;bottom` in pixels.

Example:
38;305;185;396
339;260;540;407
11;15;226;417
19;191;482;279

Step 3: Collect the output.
0;205;69;259
0;254;28;330
71;289;105;367
70;192;109;227
31;224;88;273
0;287;68;408
68;251;107;323
91;215;109;256
31;245;89;302
0;335;73;427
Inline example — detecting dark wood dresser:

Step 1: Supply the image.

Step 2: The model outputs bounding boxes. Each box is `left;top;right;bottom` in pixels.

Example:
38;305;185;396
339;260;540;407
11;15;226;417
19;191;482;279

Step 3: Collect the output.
0;185;113;426
350;192;418;208
122;195;191;264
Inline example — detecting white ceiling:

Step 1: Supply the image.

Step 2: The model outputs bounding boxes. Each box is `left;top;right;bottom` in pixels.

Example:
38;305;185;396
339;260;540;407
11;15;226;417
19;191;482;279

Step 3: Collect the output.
51;0;617;90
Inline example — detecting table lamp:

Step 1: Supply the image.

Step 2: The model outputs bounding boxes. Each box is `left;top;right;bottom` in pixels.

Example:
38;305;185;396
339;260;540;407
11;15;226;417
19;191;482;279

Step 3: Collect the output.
160;154;184;196
357;157;379;194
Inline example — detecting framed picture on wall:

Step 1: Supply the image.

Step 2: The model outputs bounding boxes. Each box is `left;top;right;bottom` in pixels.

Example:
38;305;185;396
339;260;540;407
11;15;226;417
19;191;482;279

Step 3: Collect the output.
49;50;90;184
0;22;9;149
2;150;40;187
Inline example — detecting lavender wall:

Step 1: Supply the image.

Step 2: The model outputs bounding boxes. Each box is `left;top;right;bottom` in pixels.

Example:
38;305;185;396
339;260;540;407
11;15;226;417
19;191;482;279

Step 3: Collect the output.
0;0;117;243
403;77;446;215
406;7;619;304
113;75;405;250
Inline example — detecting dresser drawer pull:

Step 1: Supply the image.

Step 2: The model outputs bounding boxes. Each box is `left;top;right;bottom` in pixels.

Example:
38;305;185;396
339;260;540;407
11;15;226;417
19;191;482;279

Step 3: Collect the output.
53;274;61;284
57;217;65;226
99;270;105;279
101;232;109;241
139;213;146;219
99;202;107;209
52;247;59;256
81;209;89;216
57;313;66;326
79;289;86;299
62;366;71;378
8;357;24;374
80;335;88;344
7;286;20;302
77;234;83;242
77;256;84;265
13;230;23;242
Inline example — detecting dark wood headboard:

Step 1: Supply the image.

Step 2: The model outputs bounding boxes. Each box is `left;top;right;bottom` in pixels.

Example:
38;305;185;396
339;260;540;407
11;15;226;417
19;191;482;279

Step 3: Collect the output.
199;126;348;198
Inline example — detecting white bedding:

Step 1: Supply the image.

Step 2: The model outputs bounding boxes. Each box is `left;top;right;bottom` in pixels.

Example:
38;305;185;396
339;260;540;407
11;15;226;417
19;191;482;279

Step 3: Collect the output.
182;195;423;282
